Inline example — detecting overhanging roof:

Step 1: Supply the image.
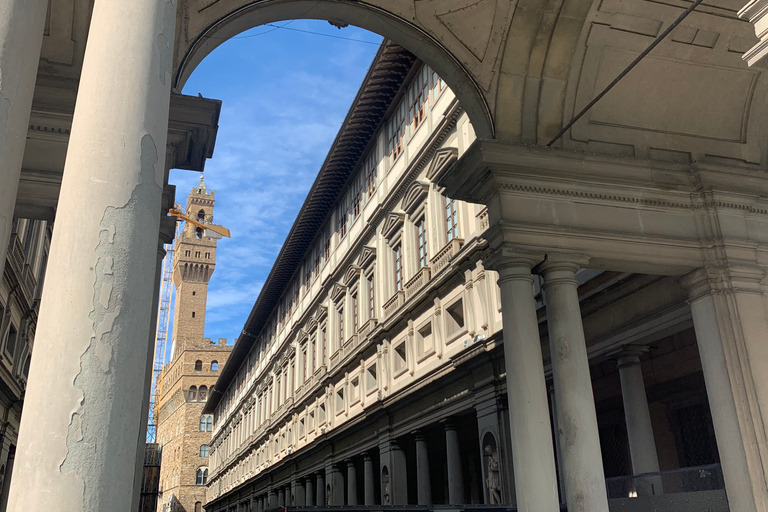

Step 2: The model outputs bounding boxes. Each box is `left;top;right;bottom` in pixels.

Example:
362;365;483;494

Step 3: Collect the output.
204;41;417;414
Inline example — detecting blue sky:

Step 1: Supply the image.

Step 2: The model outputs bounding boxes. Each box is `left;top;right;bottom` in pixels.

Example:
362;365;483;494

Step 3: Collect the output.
167;21;382;349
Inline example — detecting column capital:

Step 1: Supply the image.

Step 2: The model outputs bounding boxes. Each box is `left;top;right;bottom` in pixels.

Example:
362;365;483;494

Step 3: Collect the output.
536;252;590;276
608;344;649;368
441;418;459;430
485;243;545;277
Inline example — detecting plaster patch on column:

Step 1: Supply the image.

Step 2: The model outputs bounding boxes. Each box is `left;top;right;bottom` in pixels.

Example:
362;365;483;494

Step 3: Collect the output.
157;0;176;85
0;69;10;163
59;135;161;506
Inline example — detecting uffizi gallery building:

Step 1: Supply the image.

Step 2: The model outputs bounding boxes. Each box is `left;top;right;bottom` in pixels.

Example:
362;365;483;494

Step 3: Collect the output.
3;1;768;512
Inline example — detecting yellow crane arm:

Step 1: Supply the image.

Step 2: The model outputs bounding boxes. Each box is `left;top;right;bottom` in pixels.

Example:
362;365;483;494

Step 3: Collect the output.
168;207;232;238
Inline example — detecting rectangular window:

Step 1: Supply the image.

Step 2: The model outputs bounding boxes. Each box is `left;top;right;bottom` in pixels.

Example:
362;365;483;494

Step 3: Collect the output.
205;252;211;259
417;217;429;268
352;191;361;219
336;388;345;413
394;244;403;292
321;325;327;364
446;299;466;336
366;363;377;392
368;275;375;319
302;345;308;382
311;334;317;374
364;150;378;200
394;341;407;373
445;197;458;242
417;322;433;355
5;324;18;358
351;377;359;403
352;292;359;333
386;102;406;165
408;65;429;134
195;251;201;258
338;305;344;346
338;200;349;240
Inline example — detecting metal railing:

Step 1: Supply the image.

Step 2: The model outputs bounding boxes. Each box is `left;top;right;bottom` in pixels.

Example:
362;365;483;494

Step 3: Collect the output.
605;463;725;499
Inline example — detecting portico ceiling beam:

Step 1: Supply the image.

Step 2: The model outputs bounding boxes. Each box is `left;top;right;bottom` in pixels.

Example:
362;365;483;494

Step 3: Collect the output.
441;140;768;277
16;93;222;220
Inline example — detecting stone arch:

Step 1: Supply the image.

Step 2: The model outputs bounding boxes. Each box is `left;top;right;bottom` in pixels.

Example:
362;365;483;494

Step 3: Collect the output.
174;0;495;138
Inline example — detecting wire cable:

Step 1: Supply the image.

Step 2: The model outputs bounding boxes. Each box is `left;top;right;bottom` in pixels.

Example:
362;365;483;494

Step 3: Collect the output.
547;0;705;147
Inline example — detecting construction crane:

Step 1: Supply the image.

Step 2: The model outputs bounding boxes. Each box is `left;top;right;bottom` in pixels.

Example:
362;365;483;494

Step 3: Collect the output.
146;198;231;442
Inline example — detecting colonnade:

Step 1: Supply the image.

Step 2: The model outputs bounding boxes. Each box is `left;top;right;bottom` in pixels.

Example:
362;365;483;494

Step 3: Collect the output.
230;418;474;512
492;251;672;512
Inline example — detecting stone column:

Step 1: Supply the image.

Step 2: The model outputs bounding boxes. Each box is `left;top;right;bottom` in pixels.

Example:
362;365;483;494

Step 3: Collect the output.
415;431;432;505
277;487;284;506
0;0;49;267
295;478;305;506
331;465;345;505
305;476;314;506
131;240;166;510
363;454;375;505
7;0;176;509
445;420;465;504
316;472;324;506
490;251;560;512
539;256;609;512
682;267;768;512
616;349;662;495
347;460;358;505
391;441;408;505
269;489;277;508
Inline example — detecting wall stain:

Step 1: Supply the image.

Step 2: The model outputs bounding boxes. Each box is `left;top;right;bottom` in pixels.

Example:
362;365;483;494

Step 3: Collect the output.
157;0;176;85
0;68;11;165
59;135;161;507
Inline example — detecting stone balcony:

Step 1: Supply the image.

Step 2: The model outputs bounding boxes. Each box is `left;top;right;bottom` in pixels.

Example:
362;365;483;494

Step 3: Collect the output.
405;266;431;300
432;238;464;274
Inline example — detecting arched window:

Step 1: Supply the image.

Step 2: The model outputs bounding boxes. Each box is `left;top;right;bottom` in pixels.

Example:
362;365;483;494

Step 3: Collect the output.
200;445;209;457
188;386;197;401
194;360;202;371
200;414;213;432
211;361;219;371
195;502;202;512
197;209;205;221
198;385;208;402
196;466;208;485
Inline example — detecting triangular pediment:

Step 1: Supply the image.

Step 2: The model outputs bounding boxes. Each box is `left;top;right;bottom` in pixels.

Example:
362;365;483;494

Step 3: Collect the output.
381;212;405;240
331;283;346;302
426;147;459;182
402;181;430;215
358;246;377;268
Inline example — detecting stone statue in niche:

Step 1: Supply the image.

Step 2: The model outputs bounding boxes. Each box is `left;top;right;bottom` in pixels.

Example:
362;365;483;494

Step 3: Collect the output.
382;466;391;505
484;443;502;504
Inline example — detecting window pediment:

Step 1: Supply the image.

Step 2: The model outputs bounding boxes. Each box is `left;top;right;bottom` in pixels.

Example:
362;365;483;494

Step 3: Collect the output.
426;147;459;182
331;283;346;302
358;246;376;268
316;305;328;321
344;265;362;287
402;181;430;215
381;212;405;241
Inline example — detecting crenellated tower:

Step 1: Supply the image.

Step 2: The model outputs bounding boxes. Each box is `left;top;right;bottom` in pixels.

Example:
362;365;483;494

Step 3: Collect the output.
156;176;231;512
171;177;218;356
